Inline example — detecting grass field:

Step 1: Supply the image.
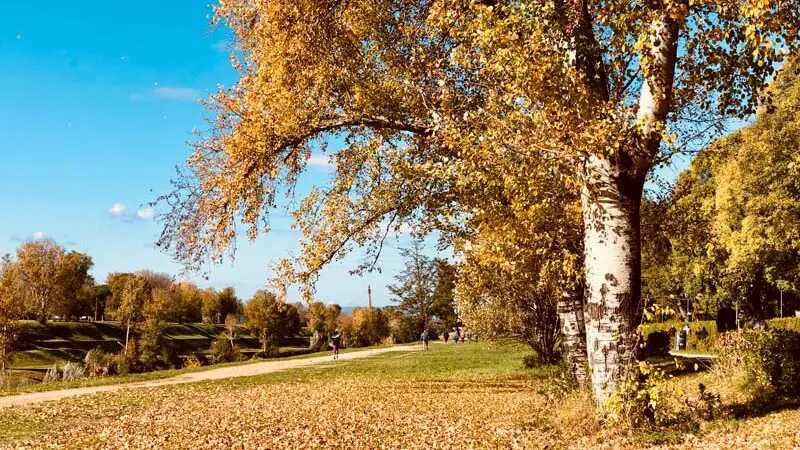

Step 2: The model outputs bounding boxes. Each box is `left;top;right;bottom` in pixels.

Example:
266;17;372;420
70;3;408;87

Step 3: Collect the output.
2;342;800;449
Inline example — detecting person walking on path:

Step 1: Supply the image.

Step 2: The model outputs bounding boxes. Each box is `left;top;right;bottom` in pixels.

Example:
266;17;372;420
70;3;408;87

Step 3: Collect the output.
331;329;342;360
421;329;430;350
443;330;449;344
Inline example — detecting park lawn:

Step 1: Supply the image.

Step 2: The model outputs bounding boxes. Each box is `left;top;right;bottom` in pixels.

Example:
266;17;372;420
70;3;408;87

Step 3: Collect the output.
1;342;799;449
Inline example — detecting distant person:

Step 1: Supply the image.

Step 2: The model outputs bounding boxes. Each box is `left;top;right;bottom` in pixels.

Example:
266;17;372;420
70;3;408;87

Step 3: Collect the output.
331;329;342;360
454;329;460;344
443;330;449;344
421;330;430;350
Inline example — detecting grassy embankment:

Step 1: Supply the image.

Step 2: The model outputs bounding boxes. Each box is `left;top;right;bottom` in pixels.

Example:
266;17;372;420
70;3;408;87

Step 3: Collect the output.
11;320;310;372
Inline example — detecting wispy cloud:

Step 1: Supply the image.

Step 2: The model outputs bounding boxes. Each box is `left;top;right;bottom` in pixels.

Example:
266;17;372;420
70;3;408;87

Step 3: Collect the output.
9;232;50;243
108;203;155;223
211;40;229;52
153;86;199;101
129;86;200;102
307;154;334;170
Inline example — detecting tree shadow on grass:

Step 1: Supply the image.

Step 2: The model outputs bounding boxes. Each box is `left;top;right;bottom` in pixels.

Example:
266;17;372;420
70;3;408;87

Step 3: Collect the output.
725;394;800;420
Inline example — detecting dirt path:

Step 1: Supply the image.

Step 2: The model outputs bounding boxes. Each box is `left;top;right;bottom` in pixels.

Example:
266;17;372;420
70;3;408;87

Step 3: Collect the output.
0;345;417;409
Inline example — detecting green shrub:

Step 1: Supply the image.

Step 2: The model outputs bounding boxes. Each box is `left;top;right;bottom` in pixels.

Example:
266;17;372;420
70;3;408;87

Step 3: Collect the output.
113;354;133;375
767;317;800;333
639;320;717;352
746;328;800;396
522;353;541;369
642;331;671;357
715;329;800;398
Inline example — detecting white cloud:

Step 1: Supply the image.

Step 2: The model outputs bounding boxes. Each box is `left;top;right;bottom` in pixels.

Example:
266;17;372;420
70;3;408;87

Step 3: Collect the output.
108;203;154;222
153;86;199;101
31;231;48;240
307;154;334;169
397;223;415;234
109;203;128;217
136;207;155;220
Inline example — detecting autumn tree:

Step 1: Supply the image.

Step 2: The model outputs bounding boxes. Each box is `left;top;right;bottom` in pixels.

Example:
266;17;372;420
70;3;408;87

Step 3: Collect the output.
307;302;342;351
0;254;22;372
218;287;242;322
245;290;299;356
387;241;437;335
112;274;152;357
350;307;391;347
13;240;93;323
223;313;239;348
159;0;800;407
430;259;457;332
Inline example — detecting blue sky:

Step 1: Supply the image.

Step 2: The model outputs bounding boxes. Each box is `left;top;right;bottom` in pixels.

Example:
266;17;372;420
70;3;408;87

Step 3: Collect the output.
0;1;416;306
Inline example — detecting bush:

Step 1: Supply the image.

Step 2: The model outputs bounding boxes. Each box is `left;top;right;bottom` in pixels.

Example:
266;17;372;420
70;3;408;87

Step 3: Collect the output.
607;363;721;429
0;372;35;389
42;365;60;383
42;362;85;383
715;329;800;399
642;331;671;357
767;317;800;333
747;328;800;396
639;320;717;352
113;354;133;375
183;353;206;369
210;337;241;364
522;353;544;369
60;362;85;381
84;348;116;377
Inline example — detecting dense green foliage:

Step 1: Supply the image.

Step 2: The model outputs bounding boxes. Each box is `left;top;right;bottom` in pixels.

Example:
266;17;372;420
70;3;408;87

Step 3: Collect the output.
643;61;800;322
747;329;800;396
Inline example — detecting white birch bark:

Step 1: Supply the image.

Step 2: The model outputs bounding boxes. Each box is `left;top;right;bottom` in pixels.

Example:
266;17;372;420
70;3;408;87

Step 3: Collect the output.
558;282;588;384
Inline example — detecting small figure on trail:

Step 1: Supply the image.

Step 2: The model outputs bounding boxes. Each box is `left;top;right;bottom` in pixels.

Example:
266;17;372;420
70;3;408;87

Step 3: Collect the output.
421;329;430;350
331;329;342;360
453;329;460;344
443;330;449;344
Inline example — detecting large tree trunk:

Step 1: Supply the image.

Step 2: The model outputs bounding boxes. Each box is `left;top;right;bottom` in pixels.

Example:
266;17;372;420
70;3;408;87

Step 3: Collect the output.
581;155;645;408
558;282;588;384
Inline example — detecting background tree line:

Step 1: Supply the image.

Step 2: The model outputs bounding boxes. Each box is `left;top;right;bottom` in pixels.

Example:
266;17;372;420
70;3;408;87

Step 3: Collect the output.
641;64;800;323
0;238;458;376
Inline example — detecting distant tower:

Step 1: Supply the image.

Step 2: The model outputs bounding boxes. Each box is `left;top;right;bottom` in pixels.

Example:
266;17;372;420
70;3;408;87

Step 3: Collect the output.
368;285;373;308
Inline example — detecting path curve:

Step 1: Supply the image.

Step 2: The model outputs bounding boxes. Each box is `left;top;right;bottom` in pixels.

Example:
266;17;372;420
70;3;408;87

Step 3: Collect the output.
0;346;416;409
